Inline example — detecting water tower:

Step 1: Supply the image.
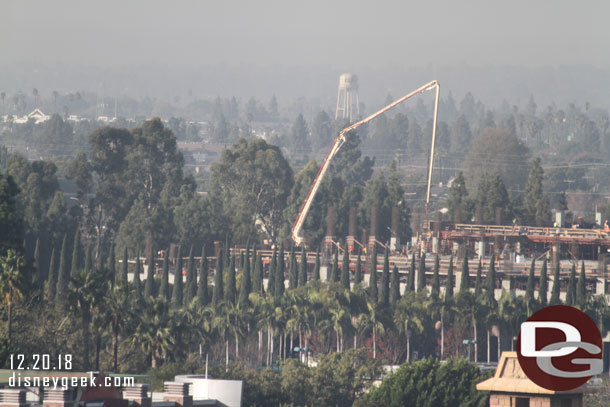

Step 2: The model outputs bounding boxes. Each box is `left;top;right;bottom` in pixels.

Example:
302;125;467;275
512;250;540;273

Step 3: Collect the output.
335;73;360;122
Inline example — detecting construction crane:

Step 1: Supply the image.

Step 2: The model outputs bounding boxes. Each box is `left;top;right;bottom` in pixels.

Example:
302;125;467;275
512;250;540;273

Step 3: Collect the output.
291;80;440;245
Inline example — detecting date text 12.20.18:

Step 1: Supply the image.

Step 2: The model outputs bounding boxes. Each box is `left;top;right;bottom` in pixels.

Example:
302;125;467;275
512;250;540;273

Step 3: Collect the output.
10;354;72;371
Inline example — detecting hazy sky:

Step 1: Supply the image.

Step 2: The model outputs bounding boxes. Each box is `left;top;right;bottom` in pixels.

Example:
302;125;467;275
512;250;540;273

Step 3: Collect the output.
3;0;610;69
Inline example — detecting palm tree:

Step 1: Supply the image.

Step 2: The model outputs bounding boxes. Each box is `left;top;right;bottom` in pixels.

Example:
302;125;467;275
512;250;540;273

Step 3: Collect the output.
0;250;24;344
106;285;130;371
68;267;108;370
394;293;425;362
129;297;176;369
361;298;387;359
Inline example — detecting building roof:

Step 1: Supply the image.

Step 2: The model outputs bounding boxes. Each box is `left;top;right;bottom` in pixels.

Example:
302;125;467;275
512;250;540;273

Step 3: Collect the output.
476;352;585;395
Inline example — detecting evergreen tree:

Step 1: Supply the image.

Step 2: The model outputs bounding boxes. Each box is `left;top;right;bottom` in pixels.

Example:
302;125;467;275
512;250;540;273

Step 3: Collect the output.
550;261;561;305
539;259;548;305
330;249;339;283
486;253;496;304
525;258;535;303
144;245;156;298
524;157;551;226
369;244;378;302
446;256;454;300
120;247;129;288
268;247;277;297
197;246;209;306
566;263;576;306
313;250;320;281
417;253;426;293
275;245;285;297
380;247;390;306
341;245;350;290
289;246;298;289
55;234;69;306
354;248;362;284
474;259;482;297
109;245;116;287
226;255;237;304
84;244;92;271
431;254;440;299
390;265;401;305
159;249;170;300
171;247;183;307
255;250;264;294
407;254;415;292
45;247;57;301
576;260;586;308
185;245;196;304
238;247;251;305
299;247;307;286
133;251;142;297
212;249;224;305
96;245;104;272
459;255;470;293
71;229;80;276
33;238;41;286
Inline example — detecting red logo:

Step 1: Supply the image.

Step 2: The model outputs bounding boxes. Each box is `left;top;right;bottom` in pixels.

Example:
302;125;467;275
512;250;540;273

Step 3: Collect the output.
516;305;602;391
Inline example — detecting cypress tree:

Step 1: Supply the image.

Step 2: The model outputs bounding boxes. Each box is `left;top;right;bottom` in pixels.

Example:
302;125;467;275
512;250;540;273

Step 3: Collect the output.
407;254;416;292
109;244;116;287
380;247;390;306
33;238;41;286
565;263;576;306
212;249;224;305
550;261;561;305
251;247;261;295
120;247;129;288
369;244;378;302
477;259;485;298
84;244;92;272
133;251;142;297
576;260;586;308
238;247;251;305
159;249;170;300
431;254;440;299
539;259;548;305
390;265;401;305
145;245;156;298
185;245;196;304
55;234;69;305
445;256;454;300
172;247;183;307
354;248;362;284
525;258;535;303
226;255;237;304
70;229;80;276
417;253;426;293
313;250;320;281
256;250;264;294
299;247;307;286
268;247;277;297
341;245;350;290
198;246;209;306
459;256;470;293
96;245;105;272
46;247;57;302
275;245;285;297
486;253;496;304
289;246;298;289
330;249;339;283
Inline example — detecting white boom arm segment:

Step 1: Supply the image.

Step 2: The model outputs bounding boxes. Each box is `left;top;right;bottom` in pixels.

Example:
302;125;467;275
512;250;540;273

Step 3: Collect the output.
291;80;440;245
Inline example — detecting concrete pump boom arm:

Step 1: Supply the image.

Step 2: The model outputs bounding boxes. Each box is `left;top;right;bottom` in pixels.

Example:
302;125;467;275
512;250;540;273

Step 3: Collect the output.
291;80;440;245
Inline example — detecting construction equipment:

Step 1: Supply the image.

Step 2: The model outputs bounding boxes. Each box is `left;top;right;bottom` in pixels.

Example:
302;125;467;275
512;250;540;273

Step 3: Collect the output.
291;80;440;245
